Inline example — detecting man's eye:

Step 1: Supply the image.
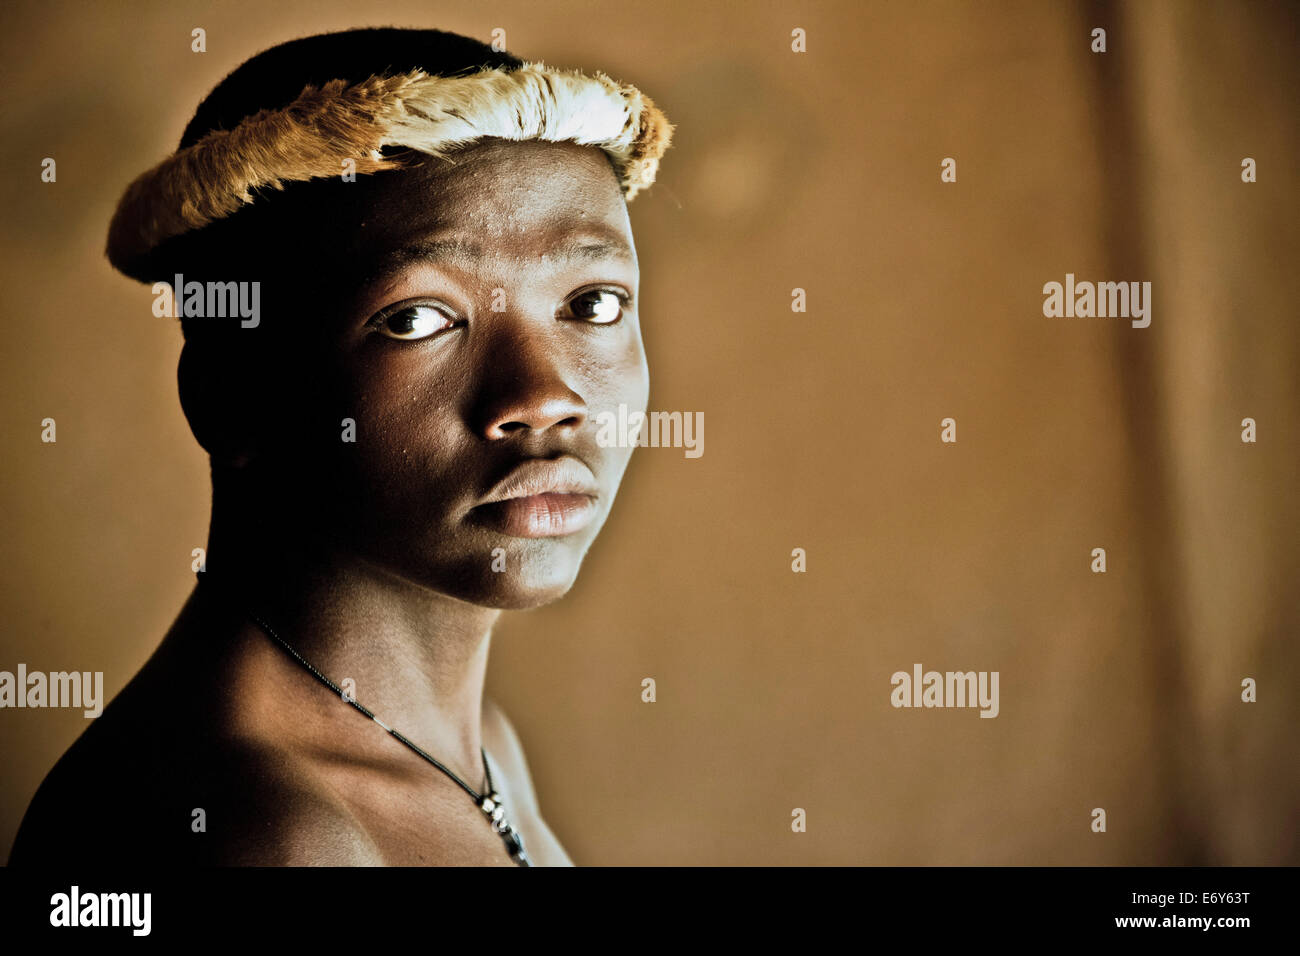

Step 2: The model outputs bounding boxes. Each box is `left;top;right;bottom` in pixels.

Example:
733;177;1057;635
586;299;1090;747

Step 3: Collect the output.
566;289;627;324
375;305;455;340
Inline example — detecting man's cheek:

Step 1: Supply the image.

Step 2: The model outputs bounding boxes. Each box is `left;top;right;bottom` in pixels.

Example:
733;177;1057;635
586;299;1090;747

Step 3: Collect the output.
590;348;648;410
620;340;650;407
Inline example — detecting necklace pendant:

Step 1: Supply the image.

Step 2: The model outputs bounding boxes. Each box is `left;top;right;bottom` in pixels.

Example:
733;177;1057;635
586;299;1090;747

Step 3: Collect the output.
480;791;531;866
501;826;531;866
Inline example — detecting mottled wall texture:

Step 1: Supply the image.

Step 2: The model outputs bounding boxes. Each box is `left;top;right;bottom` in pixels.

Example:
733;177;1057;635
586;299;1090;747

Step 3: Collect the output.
2;0;1296;864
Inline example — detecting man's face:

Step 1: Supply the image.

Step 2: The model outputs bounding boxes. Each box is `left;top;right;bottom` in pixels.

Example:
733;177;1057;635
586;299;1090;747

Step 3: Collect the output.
274;139;649;608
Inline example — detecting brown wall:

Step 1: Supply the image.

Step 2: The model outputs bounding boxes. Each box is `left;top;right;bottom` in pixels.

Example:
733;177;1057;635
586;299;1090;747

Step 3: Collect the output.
2;0;1296;864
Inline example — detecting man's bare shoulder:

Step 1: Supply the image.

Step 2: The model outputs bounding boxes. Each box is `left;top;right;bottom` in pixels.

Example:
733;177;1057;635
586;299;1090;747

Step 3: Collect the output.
481;698;539;813
10;706;382;866
201;741;386;866
481;699;576;866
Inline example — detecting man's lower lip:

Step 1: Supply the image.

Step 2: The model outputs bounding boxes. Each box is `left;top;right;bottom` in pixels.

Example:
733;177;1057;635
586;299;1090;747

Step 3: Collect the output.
472;493;597;538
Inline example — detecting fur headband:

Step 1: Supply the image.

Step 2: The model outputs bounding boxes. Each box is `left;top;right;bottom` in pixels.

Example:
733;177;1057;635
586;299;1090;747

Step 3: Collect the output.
106;61;674;279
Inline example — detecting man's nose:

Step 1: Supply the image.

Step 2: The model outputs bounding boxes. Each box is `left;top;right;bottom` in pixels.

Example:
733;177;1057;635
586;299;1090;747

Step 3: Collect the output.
471;332;588;439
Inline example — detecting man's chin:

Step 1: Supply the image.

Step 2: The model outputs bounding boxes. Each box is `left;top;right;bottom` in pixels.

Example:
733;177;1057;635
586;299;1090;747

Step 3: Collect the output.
481;581;576;611
406;554;584;610
493;548;586;607
439;570;580;611
363;530;593;608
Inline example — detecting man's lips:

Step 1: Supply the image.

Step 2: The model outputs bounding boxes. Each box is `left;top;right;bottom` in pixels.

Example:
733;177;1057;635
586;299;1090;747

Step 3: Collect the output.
470;456;599;538
472;492;597;538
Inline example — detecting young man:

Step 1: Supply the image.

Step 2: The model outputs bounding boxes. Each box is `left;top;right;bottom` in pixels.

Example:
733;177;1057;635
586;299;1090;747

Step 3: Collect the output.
10;28;672;866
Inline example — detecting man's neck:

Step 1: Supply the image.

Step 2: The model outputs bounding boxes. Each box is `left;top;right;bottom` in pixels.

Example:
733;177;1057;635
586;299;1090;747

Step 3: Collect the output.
202;508;503;788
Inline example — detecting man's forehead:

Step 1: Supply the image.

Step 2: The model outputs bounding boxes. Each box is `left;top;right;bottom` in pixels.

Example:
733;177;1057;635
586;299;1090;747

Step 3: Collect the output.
338;141;633;260
366;139;623;215
346;225;636;297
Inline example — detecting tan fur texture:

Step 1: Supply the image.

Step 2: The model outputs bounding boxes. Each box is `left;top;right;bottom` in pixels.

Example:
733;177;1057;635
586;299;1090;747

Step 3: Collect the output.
106;61;674;278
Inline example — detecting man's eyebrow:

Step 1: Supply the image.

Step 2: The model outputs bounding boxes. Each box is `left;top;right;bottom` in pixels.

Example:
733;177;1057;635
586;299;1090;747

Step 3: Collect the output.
359;233;635;285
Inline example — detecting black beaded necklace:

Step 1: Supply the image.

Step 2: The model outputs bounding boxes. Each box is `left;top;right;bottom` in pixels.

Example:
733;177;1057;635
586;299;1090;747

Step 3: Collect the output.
198;575;531;867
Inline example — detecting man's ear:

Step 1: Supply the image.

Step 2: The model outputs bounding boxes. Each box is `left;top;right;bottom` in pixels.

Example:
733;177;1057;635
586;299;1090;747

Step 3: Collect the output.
178;340;258;468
